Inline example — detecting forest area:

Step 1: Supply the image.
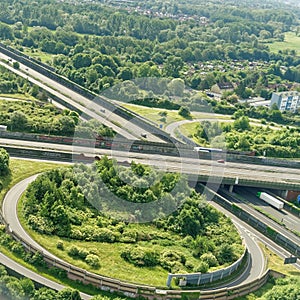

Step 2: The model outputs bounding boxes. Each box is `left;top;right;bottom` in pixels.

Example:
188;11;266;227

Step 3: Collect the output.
0;0;300;157
0;0;300;101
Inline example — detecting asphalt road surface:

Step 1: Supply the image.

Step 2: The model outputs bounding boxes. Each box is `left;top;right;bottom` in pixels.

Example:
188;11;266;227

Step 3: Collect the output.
0;52;165;143
220;189;300;247
2;138;300;187
234;186;300;233
2;175;91;299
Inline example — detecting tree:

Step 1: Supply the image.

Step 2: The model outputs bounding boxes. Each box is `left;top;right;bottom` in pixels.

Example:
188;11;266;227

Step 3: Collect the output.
216;243;235;264
178;106;191;118
167;78;185;96
12;61;20;69
118;67;133;81
72;53;92;69
58;116;75;135
57;287;81;300
193;261;209;273
237;135;251;151
10;111;28;131
233;116;251;131
164;56;184;78
31;287;57;300
0;148;9;176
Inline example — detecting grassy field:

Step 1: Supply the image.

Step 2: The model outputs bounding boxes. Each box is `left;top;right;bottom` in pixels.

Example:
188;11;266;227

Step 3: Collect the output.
0;93;37;101
121;103;185;128
267;31;300;53
179;122;199;141
22;47;54;64
17;214;171;287
120;103;231;128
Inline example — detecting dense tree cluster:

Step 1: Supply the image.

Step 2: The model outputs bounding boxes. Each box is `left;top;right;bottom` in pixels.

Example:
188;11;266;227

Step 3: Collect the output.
0;99;114;137
22;158;243;274
0;0;299;99
262;276;300;300
193;117;300;157
0;65;35;95
0;262;126;300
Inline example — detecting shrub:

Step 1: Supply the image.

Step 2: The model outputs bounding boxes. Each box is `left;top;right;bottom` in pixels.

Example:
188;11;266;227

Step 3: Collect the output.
121;246;159;267
120;230;138;243
85;254;101;269
92;228;117;243
193;261;209;273
28;215;54;234
11;242;25;256
56;241;64;250
178;106;191;118
200;253;218;267
159;250;186;272
68;246;80;257
29;252;46;267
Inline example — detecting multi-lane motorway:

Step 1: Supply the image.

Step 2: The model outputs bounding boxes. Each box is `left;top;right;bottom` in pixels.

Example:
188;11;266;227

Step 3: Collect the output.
0;51;165;143
233;186;300;233
219;189;300;249
2;137;300;189
1;47;300;298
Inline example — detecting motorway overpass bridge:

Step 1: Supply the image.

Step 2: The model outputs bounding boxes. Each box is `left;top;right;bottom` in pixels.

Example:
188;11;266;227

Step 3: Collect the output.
2;143;300;193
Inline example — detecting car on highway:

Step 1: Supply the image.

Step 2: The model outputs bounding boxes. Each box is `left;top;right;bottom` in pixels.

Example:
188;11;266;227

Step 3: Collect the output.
217;159;225;163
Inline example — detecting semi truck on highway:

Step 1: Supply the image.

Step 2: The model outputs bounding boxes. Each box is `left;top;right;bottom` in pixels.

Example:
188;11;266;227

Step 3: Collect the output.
257;192;284;210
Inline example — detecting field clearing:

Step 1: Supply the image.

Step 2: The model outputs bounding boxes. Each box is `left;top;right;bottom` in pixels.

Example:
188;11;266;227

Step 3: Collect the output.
121;103;186;127
267;32;300;53
22;47;54;63
120;103;231;128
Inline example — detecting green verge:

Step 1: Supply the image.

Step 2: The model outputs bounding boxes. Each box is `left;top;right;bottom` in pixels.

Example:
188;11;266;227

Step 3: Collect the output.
120;103;186;127
17;201;170;287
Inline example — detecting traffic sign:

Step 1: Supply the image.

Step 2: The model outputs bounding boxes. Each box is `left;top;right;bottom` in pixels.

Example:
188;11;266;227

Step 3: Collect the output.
297;194;300;204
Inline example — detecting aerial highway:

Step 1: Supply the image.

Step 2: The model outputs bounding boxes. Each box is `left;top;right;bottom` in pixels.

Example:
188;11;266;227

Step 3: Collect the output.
0;51;166;143
219;189;300;248
234;187;300;233
1;137;300;189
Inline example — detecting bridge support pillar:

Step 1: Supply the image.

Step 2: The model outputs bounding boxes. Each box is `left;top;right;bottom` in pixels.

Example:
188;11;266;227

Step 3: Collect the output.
229;185;234;193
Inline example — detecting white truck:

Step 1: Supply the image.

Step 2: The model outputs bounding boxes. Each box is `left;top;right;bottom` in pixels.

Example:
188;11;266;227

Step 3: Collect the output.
257;192;284;210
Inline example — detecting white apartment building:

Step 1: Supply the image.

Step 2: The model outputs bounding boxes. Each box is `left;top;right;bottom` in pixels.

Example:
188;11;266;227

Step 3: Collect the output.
270;91;300;112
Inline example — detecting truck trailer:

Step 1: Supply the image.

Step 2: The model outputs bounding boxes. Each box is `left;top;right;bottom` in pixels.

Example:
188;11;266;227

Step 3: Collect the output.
257;192;284;210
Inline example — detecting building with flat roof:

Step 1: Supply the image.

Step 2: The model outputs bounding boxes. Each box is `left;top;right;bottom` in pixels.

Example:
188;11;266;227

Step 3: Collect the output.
270;91;300;112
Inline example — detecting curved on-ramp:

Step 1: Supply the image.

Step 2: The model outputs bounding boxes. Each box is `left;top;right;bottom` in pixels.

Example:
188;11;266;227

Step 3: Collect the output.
1;175;266;298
